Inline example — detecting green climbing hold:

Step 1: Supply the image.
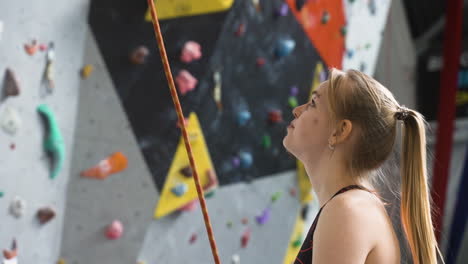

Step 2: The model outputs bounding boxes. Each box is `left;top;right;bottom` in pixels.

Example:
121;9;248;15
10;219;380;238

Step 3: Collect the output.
205;190;215;198
227;221;233;228
0;191;4;198
37;104;65;180
292;236;302;248
271;191;282;202
288;96;298;108
321;11;330;24
365;43;371;50
340;26;347;36
262;134;271;149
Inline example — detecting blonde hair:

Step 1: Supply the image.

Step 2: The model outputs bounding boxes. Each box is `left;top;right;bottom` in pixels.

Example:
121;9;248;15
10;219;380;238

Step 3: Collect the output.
326;68;441;264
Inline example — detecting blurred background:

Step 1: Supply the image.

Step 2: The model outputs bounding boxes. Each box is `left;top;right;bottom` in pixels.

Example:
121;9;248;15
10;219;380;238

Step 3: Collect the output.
0;0;467;263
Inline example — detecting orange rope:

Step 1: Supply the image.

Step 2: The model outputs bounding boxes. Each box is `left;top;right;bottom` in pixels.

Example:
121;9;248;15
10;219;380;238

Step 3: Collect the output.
146;1;221;263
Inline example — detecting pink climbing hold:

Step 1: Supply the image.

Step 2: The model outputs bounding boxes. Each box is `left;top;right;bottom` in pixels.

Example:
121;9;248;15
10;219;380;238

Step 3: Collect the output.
176;70;198;95
105;220;124;240
180;41;202;63
179;199;198;212
189;233;197;244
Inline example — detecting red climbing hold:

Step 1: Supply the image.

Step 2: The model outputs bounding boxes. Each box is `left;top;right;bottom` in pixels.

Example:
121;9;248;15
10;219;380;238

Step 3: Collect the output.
180;41;202;63
256;57;266;67
235;23;246;37
105;220;124;240
176;70;198;95
241;228;251;248
268;110;283;124
37;206;56;225
189;233;197;244
24;40;38;55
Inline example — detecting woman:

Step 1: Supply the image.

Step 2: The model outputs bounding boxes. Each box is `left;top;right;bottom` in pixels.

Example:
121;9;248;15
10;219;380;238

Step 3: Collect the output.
283;68;441;264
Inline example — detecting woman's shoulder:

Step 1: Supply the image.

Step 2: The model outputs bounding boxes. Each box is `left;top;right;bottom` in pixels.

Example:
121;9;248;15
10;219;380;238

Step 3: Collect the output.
311;189;388;262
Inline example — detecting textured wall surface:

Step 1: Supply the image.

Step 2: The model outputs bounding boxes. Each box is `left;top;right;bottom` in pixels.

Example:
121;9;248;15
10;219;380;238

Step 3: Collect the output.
0;0;89;262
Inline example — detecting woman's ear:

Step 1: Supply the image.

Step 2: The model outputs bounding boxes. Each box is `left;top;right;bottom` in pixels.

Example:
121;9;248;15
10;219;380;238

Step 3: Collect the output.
329;119;353;145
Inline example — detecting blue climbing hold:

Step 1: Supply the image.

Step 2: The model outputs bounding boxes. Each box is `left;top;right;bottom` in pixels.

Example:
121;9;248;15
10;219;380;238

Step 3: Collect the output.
239;151;253;169
275;38;296;58
171;183;188;197
237;110;251;126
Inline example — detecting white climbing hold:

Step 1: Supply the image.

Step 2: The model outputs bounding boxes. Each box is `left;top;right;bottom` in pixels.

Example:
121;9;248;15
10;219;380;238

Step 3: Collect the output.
0;21;3;41
1;107;21;135
231;254;240;264
9;196;26;218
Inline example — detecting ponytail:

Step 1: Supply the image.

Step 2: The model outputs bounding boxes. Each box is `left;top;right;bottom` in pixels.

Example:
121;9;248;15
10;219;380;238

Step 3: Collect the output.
398;109;441;264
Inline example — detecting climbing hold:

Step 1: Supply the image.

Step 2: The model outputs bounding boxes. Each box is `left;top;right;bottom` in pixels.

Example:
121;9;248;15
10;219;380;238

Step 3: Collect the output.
360;62;367;72
255;207;271;225
346;49;354;58
57;258;66;264
176;117;190;129
321;11;330;24
292;235;302;247
189;233;197;244
288;96;298;108
172;183;188;197
9;197;26;218
204;169;219;192
227;221;233;228
241;218;248;225
256;57;266;67
44;42;55;93
268;109;283;124
365;43;372;50
39;43;48;52
231;254;240;264
290;86;299;96
276;3;289;17
235;22;246;37
36;207;55;225
231;157;241;168
213;71;223;110
179;199;198;212
239;151;253;169
0;21;3;41
237;110;251;126
180;41;202;63
261;134;271;149
301;204;309;220
80;152;128;180
129;45;149;65
105;220;124;240
2;238;17;261
3;68;20;99
81;64;94;79
289;187;297;197
368;0;376;15
176;70;198;95
38;104;65;179
10;143;15;150
340;25;347;36
271;191;282;202
275;38;295;58
37;206;56;225
24;39;38;55
251;0;260;11
295;0;307;11
241;228;251;248
0;191;3;198
180;166;192;177
1;107;21;135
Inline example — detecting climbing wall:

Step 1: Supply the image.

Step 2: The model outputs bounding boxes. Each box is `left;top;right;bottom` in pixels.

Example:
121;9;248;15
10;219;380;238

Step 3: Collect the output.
58;30;158;264
0;0;89;262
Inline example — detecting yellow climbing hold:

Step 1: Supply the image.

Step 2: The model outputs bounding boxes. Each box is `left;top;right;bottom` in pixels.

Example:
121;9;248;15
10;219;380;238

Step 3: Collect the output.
145;0;234;21
57;258;66;264
81;64;94;79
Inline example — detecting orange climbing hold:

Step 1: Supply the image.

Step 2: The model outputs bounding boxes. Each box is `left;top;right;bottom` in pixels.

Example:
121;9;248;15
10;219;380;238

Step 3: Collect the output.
81;152;128;180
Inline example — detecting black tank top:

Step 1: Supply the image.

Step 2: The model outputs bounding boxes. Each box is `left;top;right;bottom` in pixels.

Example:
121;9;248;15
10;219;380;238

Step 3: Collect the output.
294;185;375;264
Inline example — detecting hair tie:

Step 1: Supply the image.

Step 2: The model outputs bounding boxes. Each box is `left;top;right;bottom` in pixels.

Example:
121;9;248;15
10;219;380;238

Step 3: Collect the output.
395;105;410;121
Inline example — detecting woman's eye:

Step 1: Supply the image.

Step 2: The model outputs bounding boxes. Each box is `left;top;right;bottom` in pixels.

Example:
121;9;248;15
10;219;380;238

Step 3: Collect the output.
307;100;316;108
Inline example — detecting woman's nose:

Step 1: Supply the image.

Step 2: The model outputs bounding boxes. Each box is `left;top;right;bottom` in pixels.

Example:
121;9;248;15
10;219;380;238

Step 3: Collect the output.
292;105;301;118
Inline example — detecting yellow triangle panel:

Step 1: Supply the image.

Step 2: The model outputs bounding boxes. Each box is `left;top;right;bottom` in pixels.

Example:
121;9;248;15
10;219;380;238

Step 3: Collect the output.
282;210;306;264
145;0;235;21
154;112;217;218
